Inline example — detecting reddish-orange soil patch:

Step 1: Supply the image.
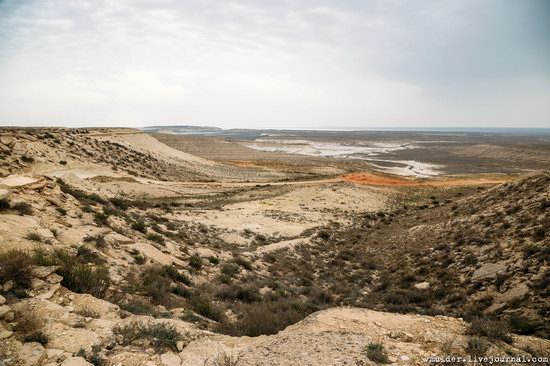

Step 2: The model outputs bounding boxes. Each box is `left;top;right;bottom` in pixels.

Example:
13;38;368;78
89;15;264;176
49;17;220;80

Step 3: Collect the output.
341;172;514;187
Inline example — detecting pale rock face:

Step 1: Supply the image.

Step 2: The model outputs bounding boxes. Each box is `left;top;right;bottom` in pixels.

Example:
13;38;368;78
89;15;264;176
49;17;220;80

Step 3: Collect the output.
0;304;11;318
61;357;94;366
17;342;46;366
0;135;15;146
46;273;63;284
0;324;13;339
414;281;430;290
485;282;530;313
161;351;182;366
0;294;6;305
32;266;60;279
472;263;507;281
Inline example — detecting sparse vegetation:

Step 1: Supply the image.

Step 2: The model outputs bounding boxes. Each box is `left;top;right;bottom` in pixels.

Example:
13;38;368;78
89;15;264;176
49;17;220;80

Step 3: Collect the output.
15;310;48;345
364;343;390;364
112;321;184;351
467;318;513;344
12;202;33;215
0;250;34;292
466;336;490;357
25;232;43;242
207;350;241;366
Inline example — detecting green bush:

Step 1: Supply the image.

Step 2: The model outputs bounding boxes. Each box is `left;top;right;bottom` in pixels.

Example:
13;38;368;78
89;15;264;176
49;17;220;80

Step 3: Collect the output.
0;250;34;292
466;337;490;357
84;234;107;249
146;233;165;245
0;198;10;211
15;310;48;344
233;257;252;270
216;299;316;337
188;294;224;322
189;255;203;270
56;207;67;216
94;212;109;226
51;250;111;298
216;284;261;303
23;331;49;345
76;246;105;264
12;202;33;216
113;321;184;351
162;265;191;285
131;220;147;233
25;232;43;242
120;299;159;316
467;318;513;344
365;343;390;364
141;266;172;304
221;263;240;278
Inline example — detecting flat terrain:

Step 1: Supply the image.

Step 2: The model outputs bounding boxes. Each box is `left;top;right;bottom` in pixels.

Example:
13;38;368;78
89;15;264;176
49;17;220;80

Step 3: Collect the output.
154;129;550;176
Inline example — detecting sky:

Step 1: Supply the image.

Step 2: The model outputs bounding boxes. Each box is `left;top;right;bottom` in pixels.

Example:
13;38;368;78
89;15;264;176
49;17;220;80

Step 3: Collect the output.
0;0;548;129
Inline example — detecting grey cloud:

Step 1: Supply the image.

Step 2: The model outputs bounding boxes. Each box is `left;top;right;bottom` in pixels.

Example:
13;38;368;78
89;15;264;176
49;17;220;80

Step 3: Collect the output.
0;0;548;127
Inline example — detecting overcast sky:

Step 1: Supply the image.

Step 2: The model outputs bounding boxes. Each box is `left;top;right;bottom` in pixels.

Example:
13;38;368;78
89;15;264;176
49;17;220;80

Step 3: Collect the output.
0;0;548;129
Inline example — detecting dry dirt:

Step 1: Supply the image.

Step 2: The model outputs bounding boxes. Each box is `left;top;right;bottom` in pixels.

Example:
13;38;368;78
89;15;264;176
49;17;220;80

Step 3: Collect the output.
0;127;548;366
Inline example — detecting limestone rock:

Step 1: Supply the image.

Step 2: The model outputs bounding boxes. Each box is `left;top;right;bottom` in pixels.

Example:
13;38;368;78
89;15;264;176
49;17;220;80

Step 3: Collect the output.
2;280;14;292
0;294;6;305
0;324;13;339
61;357;93;366
472;263;507;281
498;282;529;303
160;352;182;366
486;282;530;313
414;281;430;290
176;340;185;351
0;135;15;146
32;278;47;291
11;142;27;155
0;188;9;200
0;304;10;317
46;273;63;284
37;283;61;299
17;342;46;366
33;266;60;279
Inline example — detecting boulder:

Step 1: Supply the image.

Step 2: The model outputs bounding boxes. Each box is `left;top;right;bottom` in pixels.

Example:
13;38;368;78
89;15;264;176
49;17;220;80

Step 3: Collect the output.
0;188;9;200
498;282;529;303
33;266;60;279
0;294;5;305
0;304;10;317
414;281;430;290
0;135;15;146
0;324;13;339
472;263;507;281
160;352;182;366
17;342;46;366
11;142;27;155
46;273;63;284
61;357;93;366
486;282;530;313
